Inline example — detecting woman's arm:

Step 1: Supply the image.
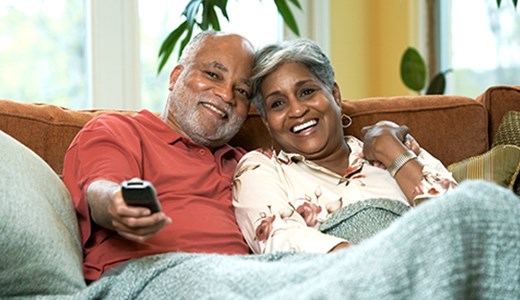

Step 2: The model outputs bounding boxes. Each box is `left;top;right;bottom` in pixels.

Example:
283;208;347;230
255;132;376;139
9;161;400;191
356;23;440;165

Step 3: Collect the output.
361;121;457;205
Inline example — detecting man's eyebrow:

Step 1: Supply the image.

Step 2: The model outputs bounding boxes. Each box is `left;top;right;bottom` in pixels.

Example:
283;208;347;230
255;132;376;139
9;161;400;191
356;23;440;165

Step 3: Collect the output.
241;79;252;87
209;61;228;72
208;61;251;87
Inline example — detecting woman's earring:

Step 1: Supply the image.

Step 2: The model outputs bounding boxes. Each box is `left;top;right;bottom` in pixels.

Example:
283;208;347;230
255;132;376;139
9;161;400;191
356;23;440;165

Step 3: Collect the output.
342;114;352;129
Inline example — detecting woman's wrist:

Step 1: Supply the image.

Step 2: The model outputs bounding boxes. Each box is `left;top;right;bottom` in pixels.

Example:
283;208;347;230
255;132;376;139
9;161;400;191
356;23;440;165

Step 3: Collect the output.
387;149;417;177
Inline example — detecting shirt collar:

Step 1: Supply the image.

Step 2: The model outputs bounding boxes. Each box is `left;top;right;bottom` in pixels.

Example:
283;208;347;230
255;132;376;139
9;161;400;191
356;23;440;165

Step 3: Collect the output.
134;109;244;160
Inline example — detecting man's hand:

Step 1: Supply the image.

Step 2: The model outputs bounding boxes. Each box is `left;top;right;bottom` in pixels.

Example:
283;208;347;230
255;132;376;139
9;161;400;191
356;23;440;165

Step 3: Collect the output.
108;189;171;243
87;180;172;243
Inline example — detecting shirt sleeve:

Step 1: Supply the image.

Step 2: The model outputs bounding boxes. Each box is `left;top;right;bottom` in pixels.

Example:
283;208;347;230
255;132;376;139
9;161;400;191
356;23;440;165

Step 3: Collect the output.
62;114;144;246
413;148;458;201
232;150;345;254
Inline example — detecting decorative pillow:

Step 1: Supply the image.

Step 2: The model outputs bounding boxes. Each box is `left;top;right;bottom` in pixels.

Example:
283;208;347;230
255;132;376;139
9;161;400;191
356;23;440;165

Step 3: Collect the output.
0;131;86;297
448;144;520;195
319;198;411;244
493;110;520;148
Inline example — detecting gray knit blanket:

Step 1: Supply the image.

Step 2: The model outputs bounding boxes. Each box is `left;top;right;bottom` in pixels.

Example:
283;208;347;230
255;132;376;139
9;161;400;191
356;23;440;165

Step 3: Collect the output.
33;180;520;300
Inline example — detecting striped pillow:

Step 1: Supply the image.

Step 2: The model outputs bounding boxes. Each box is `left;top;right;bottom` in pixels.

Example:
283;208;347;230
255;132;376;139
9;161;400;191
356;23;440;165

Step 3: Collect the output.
493;111;520;147
448;145;520;195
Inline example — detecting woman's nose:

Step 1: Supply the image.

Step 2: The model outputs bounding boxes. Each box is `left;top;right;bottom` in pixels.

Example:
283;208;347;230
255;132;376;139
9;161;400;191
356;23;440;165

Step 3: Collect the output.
288;99;307;117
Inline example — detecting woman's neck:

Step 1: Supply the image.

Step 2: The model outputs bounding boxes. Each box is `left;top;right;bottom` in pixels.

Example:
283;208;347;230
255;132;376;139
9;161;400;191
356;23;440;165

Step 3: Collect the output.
311;141;351;176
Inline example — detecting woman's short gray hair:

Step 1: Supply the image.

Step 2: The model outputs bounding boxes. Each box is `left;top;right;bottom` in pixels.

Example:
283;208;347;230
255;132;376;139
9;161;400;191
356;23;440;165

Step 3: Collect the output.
251;39;335;117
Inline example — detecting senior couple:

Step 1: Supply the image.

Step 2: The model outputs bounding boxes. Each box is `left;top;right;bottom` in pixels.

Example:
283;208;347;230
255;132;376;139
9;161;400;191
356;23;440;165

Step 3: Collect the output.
62;31;520;294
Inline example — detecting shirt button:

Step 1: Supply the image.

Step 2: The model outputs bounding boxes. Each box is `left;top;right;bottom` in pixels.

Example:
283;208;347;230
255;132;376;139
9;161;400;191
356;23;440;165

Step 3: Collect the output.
198;149;206;156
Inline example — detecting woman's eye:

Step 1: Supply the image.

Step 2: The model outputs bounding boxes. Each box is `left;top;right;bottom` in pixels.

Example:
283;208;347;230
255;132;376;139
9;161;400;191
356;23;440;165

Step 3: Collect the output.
301;88;315;96
270;99;284;109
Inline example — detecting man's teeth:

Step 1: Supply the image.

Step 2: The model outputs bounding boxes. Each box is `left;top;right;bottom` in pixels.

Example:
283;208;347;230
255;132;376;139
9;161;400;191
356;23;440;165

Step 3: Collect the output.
291;119;317;133
202;103;226;117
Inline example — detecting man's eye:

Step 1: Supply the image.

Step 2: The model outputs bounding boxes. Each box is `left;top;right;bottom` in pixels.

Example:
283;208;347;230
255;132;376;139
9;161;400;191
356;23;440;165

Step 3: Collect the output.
236;88;250;99
205;71;218;79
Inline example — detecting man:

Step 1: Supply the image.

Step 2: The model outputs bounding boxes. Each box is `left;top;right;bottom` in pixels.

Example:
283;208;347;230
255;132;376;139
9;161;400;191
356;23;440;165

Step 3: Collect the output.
62;31;255;282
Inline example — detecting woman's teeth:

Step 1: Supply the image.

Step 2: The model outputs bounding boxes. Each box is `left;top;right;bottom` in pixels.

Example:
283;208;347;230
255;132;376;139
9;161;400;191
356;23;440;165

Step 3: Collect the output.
291;119;317;133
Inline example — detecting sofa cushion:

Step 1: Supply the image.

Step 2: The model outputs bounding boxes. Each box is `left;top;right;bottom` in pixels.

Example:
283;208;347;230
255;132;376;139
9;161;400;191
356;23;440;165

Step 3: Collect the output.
0;131;86;297
492;110;520;148
447;144;520;194
343;95;488;166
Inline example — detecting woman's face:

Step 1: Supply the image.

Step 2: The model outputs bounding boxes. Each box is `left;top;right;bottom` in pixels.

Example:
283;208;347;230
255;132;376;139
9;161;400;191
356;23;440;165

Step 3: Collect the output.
261;62;343;159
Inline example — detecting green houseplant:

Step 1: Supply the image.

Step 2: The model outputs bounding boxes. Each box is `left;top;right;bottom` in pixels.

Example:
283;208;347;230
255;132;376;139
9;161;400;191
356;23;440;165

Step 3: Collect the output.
157;0;302;74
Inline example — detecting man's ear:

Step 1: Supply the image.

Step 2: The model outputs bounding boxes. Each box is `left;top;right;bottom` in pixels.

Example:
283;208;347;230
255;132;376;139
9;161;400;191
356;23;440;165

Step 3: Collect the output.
168;65;184;91
332;82;342;107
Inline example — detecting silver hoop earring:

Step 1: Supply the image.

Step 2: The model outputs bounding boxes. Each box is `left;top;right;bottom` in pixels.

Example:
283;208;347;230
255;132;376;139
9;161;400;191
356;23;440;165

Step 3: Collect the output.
342;114;352;129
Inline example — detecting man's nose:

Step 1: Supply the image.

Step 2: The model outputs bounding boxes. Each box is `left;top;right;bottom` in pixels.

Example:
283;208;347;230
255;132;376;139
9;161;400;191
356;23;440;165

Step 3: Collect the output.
214;83;235;105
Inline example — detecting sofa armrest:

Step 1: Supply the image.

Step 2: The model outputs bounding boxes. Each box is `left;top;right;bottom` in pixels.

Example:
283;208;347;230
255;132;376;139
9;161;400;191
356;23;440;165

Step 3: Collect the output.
476;85;520;146
0;99;133;174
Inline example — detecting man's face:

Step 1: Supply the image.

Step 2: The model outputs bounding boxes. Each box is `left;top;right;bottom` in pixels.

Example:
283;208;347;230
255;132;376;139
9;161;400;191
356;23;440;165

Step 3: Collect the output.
166;34;254;149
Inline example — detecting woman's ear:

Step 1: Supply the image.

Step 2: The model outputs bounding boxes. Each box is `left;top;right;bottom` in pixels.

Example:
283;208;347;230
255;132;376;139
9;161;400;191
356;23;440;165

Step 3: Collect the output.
332;82;342;107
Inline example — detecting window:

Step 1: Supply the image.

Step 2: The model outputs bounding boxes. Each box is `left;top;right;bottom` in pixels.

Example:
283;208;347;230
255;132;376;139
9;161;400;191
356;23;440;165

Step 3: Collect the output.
0;0;283;110
438;0;520;98
0;0;87;108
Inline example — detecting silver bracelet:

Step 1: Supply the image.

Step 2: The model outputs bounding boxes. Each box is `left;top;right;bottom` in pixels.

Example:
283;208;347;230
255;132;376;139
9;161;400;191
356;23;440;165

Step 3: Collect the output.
387;149;417;177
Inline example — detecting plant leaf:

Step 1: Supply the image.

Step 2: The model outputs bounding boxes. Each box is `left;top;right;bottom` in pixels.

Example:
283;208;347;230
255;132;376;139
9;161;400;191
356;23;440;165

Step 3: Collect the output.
157;21;188;74
178;28;194;59
200;1;224;30
425;73;446;95
497;0;502;7
274;0;300;36
287;0;302;10
513;0;518;8
211;0;230;21
400;47;426;92
183;0;203;27
207;6;222;30
426;69;452;95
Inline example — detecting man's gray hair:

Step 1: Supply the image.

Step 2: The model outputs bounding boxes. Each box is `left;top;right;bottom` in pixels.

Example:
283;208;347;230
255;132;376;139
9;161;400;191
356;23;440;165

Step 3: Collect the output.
251;39;335;117
178;30;218;66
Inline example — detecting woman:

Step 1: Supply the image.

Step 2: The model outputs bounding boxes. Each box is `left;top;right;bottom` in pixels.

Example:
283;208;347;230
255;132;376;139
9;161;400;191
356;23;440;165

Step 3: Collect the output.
232;39;457;254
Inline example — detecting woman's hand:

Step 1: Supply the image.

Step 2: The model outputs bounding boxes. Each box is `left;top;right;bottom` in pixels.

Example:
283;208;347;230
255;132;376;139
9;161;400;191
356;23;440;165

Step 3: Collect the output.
360;121;420;168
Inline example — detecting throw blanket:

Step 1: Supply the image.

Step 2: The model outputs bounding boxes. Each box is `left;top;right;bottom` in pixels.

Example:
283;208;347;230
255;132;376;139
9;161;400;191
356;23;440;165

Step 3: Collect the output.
319;198;411;243
37;181;520;299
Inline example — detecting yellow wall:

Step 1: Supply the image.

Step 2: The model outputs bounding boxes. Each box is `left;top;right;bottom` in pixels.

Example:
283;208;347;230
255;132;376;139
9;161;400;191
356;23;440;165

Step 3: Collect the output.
330;0;419;100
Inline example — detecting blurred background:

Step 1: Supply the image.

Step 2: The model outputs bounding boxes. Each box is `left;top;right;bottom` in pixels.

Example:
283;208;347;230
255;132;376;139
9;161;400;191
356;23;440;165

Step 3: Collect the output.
0;0;518;110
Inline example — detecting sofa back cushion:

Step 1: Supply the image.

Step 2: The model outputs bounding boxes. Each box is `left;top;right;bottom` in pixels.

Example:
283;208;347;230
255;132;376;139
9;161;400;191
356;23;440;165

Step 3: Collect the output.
343;95;489;166
0;94;489;172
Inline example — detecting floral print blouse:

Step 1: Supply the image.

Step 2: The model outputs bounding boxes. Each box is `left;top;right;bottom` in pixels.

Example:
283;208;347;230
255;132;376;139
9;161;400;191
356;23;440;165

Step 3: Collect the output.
232;136;457;255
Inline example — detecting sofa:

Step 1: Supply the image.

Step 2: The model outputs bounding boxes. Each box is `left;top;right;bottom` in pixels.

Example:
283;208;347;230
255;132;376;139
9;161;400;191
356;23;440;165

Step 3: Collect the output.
0;85;519;298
